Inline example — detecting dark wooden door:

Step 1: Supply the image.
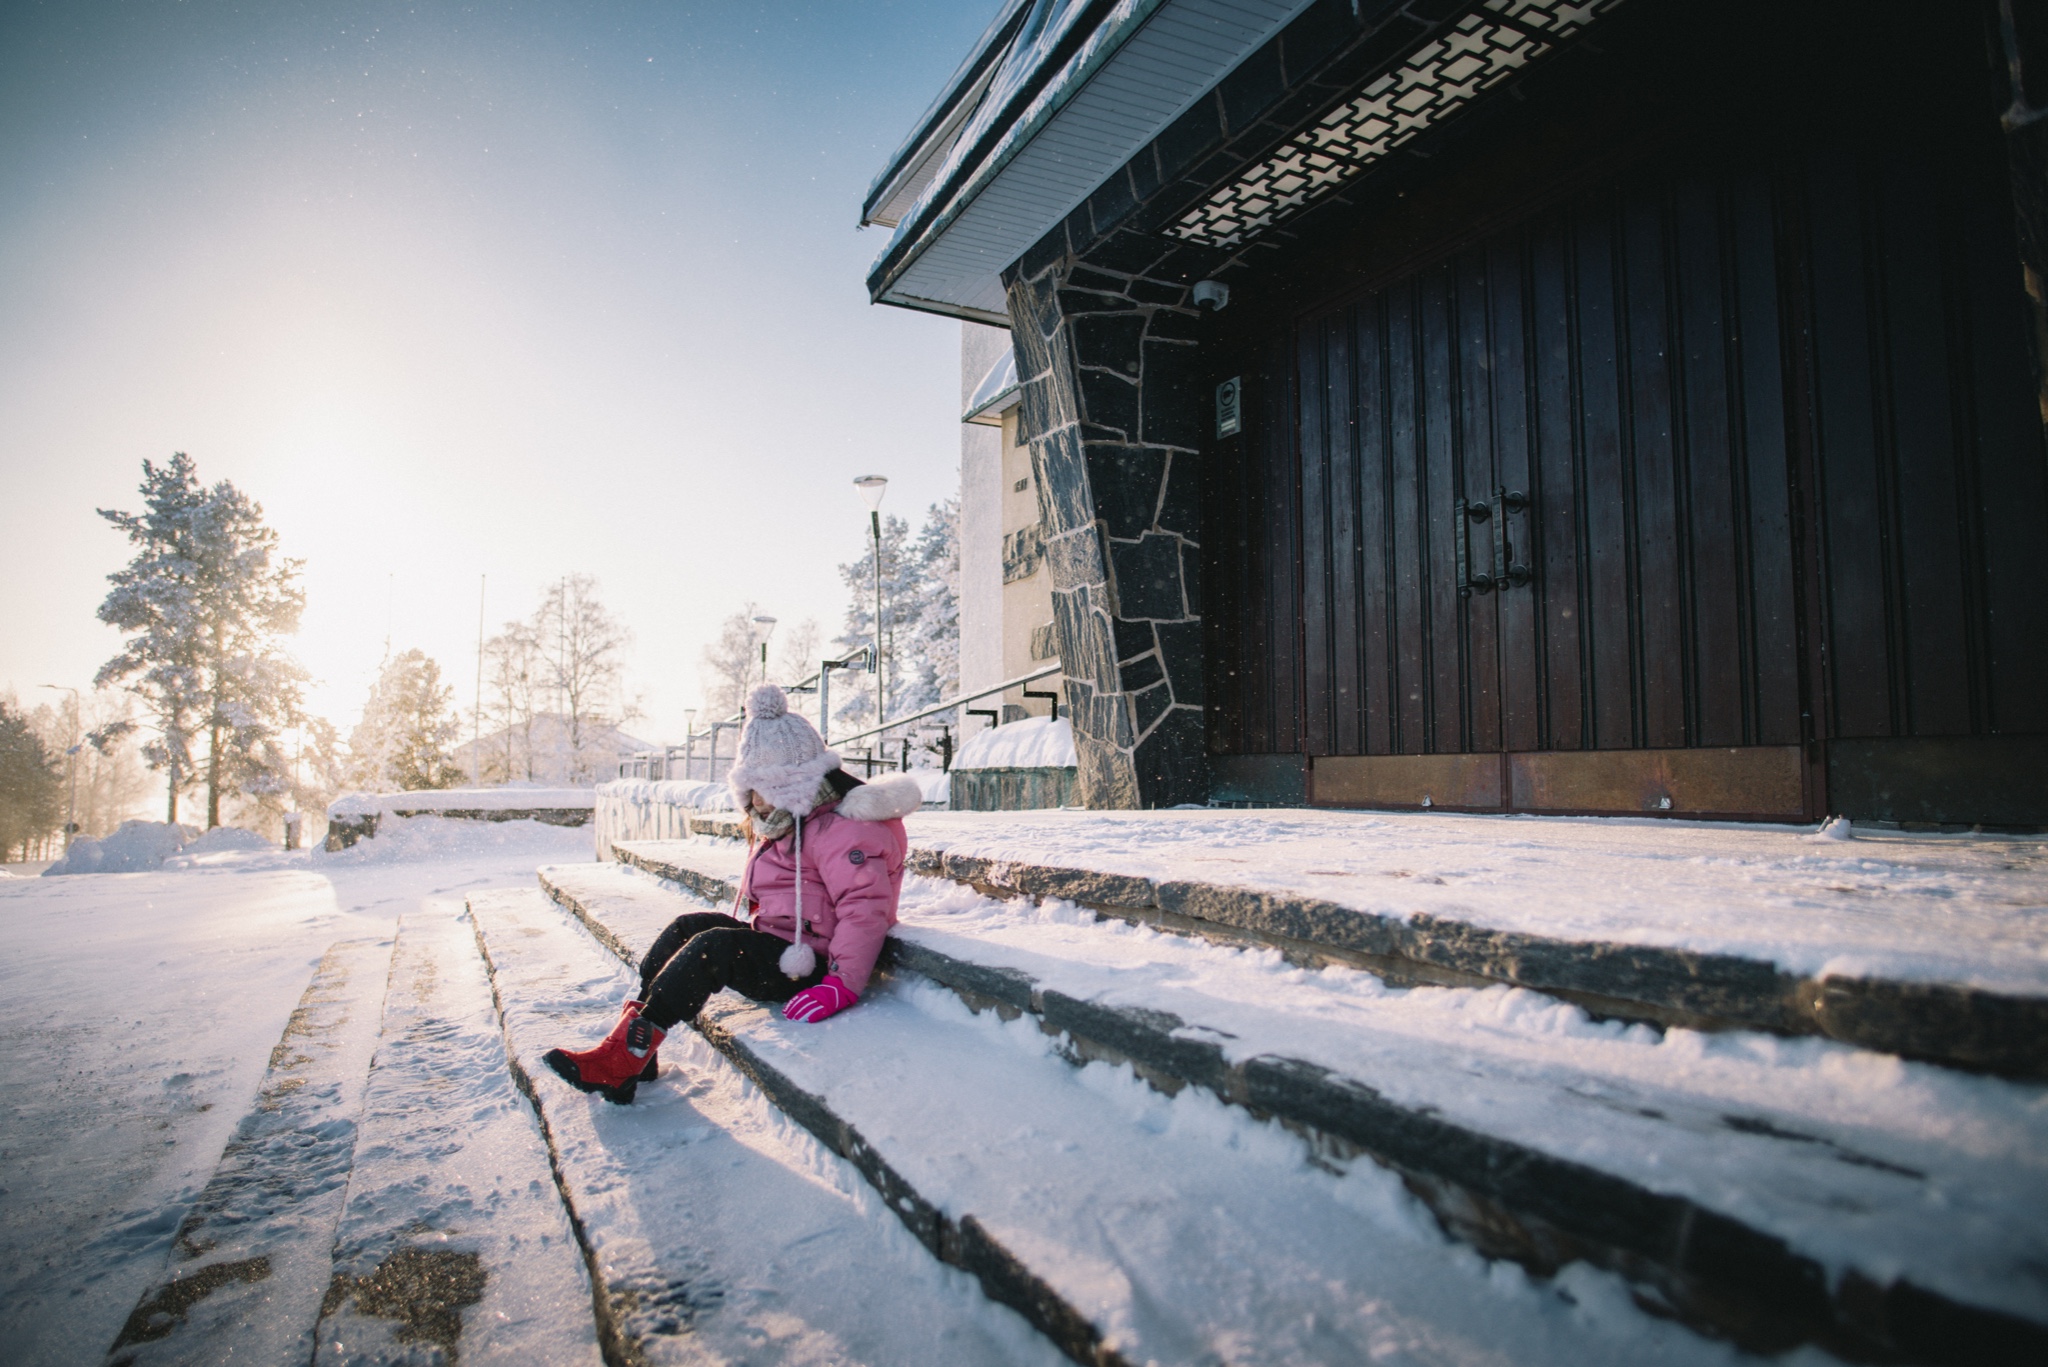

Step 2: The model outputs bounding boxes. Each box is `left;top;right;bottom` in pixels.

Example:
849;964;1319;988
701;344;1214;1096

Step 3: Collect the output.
1205;0;2048;823
1294;158;1808;816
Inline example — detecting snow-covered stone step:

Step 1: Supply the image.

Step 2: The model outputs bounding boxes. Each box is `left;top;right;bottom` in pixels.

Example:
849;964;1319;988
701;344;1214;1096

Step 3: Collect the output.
511;874;1753;1367
464;887;1068;1367
107;936;397;1367
313;908;602;1367
552;855;2048;1365
622;809;2048;1080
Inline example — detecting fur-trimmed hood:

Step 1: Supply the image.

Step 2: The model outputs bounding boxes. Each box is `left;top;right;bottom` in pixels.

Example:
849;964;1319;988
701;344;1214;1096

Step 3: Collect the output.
829;773;923;823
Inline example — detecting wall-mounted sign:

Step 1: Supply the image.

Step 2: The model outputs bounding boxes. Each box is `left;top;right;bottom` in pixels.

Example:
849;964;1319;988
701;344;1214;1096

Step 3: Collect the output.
1215;376;1242;438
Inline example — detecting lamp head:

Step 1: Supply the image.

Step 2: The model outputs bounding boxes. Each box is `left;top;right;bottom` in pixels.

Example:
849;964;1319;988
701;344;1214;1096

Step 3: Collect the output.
852;474;888;511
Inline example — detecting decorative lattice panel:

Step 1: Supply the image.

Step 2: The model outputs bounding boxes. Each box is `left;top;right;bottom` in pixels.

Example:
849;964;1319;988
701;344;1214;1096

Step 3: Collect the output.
1166;0;1625;248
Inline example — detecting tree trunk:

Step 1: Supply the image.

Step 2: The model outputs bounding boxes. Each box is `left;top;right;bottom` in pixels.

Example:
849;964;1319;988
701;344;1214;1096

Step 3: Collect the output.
206;723;221;829
166;755;178;825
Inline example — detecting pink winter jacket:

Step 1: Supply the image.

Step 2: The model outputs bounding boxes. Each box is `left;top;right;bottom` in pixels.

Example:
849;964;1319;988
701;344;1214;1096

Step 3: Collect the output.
736;776;920;995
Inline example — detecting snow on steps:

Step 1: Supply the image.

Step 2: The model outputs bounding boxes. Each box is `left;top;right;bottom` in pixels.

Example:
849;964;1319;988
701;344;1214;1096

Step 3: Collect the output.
464;886;1070;1367
555;852;2048;1364
512;873;1750;1367
632;812;2048;1078
315;908;601;1367
105;916;600;1367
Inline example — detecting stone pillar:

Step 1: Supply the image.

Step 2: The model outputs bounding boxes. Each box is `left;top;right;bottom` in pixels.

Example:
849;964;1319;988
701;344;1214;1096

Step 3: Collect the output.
1006;243;1209;809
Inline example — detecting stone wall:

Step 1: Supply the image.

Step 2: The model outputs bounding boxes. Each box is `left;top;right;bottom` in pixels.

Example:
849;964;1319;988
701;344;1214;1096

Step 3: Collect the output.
1004;240;1213;809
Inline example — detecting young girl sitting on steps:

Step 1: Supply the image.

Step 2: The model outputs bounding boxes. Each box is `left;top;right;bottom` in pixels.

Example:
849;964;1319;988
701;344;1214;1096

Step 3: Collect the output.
544;684;922;1104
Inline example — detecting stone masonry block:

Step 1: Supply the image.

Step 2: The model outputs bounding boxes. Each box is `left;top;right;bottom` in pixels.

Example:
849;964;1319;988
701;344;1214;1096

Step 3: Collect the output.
1030;426;1094;536
1043;525;1107;592
1155;619;1206;707
1076;366;1140;437
1112;616;1158;662
1108;532;1188;621
1157;451;1201;538
1083;444;1168;540
1131;679;1172;737
1140;338;1205;450
1072;312;1148;373
1132;705;1211;807
1119;651;1165;693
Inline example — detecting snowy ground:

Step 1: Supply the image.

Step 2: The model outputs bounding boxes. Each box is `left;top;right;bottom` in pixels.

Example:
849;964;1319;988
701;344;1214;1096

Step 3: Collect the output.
903;809;2048;994
0;817;591;1366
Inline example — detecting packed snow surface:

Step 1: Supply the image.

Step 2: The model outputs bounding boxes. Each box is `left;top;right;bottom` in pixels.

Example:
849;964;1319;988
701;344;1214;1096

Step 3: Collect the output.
177;824;275;855
575;851;2048;1325
952;715;1076;771
328;786;594;817
0;816;591;1365
540;862;1769;1367
904;808;2048;994
41;819;198;874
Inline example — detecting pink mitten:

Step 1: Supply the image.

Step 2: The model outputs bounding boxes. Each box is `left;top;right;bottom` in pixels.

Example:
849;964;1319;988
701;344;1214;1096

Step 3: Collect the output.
784;974;858;1023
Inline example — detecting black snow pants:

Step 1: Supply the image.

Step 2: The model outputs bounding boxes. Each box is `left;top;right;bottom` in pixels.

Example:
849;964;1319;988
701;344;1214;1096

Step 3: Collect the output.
637;912;826;1031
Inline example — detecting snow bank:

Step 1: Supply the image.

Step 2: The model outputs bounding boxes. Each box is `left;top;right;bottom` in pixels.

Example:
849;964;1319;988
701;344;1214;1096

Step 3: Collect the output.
41;820;197;875
953;716;1076;771
317;814;593;865
328;786;595;817
180;825;274;855
910;768;951;804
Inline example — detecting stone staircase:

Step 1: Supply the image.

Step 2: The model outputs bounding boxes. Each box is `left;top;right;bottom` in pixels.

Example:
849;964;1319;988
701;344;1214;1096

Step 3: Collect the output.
480;817;2048;1367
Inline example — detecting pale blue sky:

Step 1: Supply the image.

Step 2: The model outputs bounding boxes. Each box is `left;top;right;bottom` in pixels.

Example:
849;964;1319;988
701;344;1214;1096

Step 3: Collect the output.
0;0;996;743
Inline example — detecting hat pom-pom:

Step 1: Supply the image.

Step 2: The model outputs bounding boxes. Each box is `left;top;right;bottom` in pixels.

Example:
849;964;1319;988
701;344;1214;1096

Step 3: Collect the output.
747;684;788;720
779;939;816;980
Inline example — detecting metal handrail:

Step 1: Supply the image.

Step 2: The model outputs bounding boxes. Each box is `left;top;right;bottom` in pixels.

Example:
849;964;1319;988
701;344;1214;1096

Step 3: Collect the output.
828;662;1062;748
618;661;1064;780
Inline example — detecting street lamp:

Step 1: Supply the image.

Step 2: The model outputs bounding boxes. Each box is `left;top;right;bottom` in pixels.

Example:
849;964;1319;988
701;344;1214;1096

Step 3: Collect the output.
852;474;888;729
751;615;778;687
40;685;79;850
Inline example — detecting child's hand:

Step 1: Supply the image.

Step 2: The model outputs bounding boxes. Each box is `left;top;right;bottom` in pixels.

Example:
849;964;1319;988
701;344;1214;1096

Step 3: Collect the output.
784;975;858;1023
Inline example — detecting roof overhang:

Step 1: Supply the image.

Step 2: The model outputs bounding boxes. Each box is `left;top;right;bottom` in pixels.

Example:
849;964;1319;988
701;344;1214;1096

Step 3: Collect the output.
864;0;1320;325
865;0;1629;325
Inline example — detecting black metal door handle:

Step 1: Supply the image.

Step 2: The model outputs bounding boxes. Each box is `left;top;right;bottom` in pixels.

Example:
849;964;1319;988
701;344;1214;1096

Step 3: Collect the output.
1494;488;1533;589
1456;497;1494;598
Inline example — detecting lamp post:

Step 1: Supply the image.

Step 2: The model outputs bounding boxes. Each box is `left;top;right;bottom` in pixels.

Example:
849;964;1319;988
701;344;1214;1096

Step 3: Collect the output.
682;707;698;781
853;474;888;732
40;685;79;851
751;614;778;688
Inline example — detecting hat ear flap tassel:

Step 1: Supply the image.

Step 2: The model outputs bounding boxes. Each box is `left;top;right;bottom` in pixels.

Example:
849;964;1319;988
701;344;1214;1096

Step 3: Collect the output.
780;815;816;980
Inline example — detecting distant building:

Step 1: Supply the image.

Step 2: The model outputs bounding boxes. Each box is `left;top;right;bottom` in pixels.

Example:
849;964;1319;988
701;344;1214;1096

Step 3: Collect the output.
958;325;1063;728
863;0;2048;825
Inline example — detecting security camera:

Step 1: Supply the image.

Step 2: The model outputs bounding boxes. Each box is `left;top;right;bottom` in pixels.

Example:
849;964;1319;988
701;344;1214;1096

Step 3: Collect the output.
1191;279;1230;311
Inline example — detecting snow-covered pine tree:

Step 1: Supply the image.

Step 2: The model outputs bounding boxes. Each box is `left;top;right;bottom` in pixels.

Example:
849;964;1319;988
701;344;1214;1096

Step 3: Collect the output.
348;649;466;792
832;514;919;731
96;454;306;827
909;496;960;711
830;501;959;734
0;699;64;861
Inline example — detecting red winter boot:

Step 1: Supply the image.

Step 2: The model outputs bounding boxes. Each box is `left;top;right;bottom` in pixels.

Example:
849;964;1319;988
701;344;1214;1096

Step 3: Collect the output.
543;1001;667;1104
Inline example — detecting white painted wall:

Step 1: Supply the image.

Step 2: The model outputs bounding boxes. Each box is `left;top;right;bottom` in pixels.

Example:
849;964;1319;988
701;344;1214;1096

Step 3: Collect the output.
958;320;1010;699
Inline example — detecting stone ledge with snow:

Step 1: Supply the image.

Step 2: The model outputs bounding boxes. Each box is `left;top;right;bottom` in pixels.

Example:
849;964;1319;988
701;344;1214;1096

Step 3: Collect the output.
539;855;2048;1360
328;786;596;817
625;805;2048;1077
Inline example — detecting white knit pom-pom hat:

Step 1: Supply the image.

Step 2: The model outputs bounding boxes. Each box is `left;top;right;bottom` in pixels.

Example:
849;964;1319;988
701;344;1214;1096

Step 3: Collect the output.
728;684;841;818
